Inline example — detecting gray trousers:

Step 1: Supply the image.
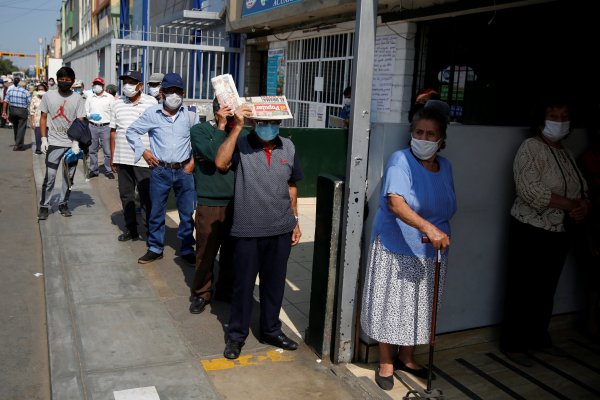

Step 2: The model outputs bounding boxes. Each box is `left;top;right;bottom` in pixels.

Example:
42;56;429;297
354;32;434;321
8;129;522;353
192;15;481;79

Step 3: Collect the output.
40;146;77;208
8;106;28;147
88;123;111;174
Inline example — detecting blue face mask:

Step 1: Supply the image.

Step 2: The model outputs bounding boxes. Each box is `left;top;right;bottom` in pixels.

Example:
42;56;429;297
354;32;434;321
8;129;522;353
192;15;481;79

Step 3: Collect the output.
255;124;279;142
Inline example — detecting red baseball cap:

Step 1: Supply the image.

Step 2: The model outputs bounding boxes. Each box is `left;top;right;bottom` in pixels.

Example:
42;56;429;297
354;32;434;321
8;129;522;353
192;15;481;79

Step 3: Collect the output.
92;77;105;85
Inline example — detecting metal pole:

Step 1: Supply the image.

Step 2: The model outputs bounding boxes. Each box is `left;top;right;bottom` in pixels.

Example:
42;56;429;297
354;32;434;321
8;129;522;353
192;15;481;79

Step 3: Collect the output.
333;0;377;363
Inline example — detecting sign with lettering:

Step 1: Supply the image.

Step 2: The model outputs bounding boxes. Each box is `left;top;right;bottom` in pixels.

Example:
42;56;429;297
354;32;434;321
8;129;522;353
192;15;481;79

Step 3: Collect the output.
242;0;303;17
371;35;397;113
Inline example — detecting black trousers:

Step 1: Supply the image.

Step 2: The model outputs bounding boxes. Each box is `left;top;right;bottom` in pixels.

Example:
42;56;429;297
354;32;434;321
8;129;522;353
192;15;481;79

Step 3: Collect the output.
116;164;151;235
227;233;292;343
9;106;28;147
500;218;572;352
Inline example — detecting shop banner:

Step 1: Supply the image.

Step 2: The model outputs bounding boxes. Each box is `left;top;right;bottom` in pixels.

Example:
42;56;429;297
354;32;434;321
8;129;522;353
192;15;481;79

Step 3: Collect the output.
242;0;303;17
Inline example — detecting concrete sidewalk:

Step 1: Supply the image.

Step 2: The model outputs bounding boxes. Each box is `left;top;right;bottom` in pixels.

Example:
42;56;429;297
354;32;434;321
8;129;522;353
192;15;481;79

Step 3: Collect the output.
33;147;382;399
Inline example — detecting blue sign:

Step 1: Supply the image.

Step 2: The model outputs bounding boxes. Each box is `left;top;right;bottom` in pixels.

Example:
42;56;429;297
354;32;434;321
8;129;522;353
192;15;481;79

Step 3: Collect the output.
242;0;303;17
266;49;285;96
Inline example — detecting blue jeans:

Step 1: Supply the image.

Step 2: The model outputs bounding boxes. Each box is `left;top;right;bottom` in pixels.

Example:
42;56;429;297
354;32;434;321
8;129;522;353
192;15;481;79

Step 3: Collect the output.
147;166;196;256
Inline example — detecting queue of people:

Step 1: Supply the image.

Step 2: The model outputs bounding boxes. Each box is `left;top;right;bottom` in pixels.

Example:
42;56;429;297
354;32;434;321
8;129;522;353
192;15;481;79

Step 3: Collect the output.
5;69;597;389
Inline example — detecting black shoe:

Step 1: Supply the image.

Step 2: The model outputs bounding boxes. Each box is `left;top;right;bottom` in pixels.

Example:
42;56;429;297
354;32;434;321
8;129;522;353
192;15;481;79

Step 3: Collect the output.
35;150;43;155
105;172;115;179
138;250;163;264
393;359;435;380
259;333;298;351
375;368;394;391
224;340;244;359
189;296;209;314
58;203;72;217
38;207;49;220
118;231;139;242
181;253;196;266
88;171;99;178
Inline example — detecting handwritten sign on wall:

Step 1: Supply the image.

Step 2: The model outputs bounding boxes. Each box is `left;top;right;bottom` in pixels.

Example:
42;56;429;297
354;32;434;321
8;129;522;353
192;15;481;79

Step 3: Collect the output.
371;35;397;112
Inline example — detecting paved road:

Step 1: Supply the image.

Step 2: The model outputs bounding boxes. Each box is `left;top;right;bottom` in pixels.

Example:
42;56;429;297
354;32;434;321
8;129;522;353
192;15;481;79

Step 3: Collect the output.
0;129;50;400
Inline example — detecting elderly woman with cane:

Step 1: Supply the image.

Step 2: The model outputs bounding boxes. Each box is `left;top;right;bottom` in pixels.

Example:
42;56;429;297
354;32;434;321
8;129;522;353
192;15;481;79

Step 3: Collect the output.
361;105;456;391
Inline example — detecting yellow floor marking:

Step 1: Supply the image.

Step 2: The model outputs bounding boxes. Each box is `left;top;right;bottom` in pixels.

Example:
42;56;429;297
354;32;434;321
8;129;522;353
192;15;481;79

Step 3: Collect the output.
201;350;294;371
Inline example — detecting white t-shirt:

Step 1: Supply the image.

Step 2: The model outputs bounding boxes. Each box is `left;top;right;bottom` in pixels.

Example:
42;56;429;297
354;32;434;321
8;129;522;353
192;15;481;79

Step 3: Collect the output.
40;90;86;147
110;93;158;167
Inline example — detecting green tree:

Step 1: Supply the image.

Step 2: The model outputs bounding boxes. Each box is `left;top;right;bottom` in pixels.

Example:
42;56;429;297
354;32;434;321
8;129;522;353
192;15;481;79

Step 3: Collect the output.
0;58;19;76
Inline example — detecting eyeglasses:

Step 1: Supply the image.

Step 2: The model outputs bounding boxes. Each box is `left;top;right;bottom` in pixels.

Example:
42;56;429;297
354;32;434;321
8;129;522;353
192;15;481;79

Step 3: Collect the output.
256;120;281;126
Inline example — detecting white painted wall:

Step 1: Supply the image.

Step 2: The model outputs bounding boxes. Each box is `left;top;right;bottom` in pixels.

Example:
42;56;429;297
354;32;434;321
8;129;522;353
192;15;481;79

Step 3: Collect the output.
69;52;99;89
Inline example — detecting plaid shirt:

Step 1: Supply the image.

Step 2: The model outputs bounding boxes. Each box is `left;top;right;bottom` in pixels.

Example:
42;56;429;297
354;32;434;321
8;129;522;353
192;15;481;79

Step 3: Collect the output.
5;86;31;108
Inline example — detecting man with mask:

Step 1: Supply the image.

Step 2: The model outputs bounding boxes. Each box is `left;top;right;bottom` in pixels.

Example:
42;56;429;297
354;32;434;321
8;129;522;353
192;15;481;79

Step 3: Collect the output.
214;102;303;360
188;99;249;314
86;77;115;179
37;66;87;220
47;77;57;90
2;76;32;151
339;86;351;127
147;72;164;103
126;72;197;265
109;70;157;242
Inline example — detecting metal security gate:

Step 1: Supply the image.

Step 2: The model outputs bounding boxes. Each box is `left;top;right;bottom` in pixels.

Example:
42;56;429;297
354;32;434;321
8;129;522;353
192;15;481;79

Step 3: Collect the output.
284;32;354;127
110;26;242;102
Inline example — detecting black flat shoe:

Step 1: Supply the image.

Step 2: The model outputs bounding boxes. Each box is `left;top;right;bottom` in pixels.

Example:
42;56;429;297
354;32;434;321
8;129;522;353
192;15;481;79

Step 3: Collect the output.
375;368;394;391
138;250;163;264
118;231;139;242
259;333;298;351
393;359;435;380
189;296;208;314
224;340;244;359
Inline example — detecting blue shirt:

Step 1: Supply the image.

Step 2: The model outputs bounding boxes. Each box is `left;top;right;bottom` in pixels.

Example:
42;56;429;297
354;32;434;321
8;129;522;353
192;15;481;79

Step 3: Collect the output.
5;86;31;108
371;148;457;258
126;104;198;163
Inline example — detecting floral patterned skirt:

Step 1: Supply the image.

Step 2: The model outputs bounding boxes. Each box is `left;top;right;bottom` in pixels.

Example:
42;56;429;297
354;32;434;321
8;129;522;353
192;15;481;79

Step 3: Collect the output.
360;236;447;346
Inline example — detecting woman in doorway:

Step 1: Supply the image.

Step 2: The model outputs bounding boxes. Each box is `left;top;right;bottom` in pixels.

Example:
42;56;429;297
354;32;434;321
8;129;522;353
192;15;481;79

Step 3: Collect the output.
361;105;456;391
500;97;589;366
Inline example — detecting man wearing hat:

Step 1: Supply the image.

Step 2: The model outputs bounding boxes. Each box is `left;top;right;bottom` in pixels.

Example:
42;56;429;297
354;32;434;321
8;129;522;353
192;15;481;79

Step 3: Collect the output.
86;77;115;178
147;72;164;103
126;72;198;265
2;76;32;151
214;103;303;360
109;70;157;242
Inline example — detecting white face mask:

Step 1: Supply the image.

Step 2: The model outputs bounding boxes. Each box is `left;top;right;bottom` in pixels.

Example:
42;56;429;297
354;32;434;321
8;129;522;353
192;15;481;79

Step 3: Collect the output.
343;98;351;106
93;85;103;94
148;86;160;97
411;137;440;160
542;120;570;141
37;90;45;96
164;93;183;110
122;83;139;98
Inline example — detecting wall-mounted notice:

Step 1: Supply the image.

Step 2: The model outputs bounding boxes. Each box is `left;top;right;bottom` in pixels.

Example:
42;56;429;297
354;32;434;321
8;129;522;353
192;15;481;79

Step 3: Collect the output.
373;35;397;74
371;35;397;112
372;75;393;113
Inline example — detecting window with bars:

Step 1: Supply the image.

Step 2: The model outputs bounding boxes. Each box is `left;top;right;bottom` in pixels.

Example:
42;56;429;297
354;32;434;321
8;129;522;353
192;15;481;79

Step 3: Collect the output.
412;2;595;127
284;32;354;127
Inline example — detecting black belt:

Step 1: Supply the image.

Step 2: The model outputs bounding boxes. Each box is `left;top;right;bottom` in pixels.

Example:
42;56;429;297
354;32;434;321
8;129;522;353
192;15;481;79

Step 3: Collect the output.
157;159;190;169
89;121;109;126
